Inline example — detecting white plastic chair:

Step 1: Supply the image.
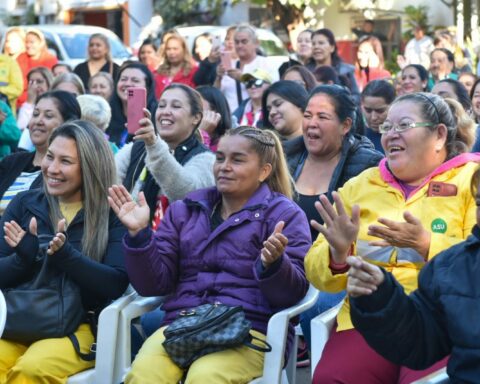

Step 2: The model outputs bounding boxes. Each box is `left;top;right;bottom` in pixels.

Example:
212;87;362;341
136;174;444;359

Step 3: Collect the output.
67;291;137;384
0;290;6;337
309;301;343;379
411;367;449;383
310;303;450;384
116;285;319;384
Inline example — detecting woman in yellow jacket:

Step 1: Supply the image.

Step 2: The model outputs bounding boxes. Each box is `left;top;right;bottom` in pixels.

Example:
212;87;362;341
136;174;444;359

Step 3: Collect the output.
0;53;23;116
306;92;480;384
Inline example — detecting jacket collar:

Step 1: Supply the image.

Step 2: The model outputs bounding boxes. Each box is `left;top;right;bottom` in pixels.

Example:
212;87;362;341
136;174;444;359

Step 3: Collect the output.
185;183;273;212
173;133;204;163
379;152;480;196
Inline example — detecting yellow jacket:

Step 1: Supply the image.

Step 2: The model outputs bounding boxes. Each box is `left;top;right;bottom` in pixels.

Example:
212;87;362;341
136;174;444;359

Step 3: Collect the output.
305;154;480;331
0;54;24;116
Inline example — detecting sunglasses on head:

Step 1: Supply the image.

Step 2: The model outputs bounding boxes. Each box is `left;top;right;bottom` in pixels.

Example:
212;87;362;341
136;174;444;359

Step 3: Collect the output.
245;79;265;89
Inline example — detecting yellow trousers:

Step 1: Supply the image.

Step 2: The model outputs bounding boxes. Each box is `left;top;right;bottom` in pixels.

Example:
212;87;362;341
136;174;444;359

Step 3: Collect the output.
126;326;266;384
0;324;95;384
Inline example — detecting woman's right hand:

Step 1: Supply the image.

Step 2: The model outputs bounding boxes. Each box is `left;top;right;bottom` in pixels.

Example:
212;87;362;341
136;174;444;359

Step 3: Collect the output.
108;185;150;237
4;217;37;248
216;64;226;78
311;192;360;264
346;255;384;297
133;109;157;147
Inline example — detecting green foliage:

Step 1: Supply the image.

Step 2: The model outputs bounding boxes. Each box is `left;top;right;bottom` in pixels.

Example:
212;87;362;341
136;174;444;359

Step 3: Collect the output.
154;0;224;29
402;5;430;41
384;48;400;75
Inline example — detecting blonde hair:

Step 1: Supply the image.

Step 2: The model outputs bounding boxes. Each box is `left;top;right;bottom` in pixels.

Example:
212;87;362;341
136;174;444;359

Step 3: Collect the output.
46;120;116;262
77;94;112;131
51;72;86;95
157;34;194;77
225;126;293;199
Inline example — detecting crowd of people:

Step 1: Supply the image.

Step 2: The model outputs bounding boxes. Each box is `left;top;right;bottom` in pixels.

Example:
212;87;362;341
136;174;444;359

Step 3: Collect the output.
0;20;479;383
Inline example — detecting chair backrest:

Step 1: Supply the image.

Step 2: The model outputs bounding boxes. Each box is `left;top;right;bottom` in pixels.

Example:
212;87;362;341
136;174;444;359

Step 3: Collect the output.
309;300;343;379
0;290;6;337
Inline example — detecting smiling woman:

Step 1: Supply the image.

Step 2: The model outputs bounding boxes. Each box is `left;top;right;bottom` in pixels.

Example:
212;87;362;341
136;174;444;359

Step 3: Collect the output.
0;120;129;381
306;92;480;383
115;83;215;230
109;126;310;383
0;90;81;216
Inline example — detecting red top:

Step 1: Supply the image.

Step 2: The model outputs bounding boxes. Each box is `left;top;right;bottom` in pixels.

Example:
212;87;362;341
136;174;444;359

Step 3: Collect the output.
154;64;198;99
16;52;58;106
354;67;391;92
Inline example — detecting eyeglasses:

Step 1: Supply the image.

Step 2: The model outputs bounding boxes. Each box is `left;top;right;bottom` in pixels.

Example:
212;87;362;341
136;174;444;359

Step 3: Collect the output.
378;121;435;134
245;79;265;89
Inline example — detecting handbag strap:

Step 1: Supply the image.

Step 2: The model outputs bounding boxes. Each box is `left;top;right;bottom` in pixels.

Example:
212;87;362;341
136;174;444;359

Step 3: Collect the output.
67;310;98;362
243;334;272;353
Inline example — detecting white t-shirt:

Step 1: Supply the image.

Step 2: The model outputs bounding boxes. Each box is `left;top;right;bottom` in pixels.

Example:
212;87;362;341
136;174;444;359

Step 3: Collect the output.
404;36;434;69
220;55;279;112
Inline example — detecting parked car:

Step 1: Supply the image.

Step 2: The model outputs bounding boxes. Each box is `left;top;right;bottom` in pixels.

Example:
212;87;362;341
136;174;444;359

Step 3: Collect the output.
135;25;290;70
1;24;133;69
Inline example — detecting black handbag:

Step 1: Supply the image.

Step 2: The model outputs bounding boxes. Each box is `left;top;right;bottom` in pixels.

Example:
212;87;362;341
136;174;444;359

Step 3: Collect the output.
162;303;271;368
1;235;85;343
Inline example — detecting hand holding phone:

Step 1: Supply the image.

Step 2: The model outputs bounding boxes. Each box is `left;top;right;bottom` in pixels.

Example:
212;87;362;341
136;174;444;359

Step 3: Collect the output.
127;87;147;135
220;51;232;70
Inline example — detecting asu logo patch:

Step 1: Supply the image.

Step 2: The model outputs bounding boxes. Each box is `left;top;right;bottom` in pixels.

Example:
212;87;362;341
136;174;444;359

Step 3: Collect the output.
431;218;447;234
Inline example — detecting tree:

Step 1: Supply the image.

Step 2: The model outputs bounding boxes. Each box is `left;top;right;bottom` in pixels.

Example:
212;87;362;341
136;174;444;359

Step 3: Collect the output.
153;0;224;30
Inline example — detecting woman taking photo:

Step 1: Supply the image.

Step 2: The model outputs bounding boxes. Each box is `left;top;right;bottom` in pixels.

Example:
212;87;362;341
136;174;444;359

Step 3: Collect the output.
361;79;396;153
307;92;480;383
106;61;157;147
400;64;428;95
0;91;81;216
115;83;215;230
154;34;197;98
109;126;311;383
306;28;360;103
0;120;129;381
196;85;231;151
74;33;120;93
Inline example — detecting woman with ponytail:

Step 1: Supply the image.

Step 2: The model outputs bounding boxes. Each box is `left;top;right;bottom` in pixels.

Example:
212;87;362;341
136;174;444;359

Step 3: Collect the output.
307;92;480;383
109;126;311;383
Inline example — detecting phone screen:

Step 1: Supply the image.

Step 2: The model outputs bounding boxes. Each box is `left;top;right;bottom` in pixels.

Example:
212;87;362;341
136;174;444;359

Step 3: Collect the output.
221;51;232;70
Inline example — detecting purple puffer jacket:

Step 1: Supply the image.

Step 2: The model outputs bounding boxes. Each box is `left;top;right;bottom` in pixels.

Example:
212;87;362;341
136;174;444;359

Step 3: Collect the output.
124;183;311;335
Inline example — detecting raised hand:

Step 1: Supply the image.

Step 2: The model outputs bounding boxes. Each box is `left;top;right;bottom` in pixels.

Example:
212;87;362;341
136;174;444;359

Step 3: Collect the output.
108;185;150;236
133;109;157;146
368;211;431;259
261;221;288;268
47;219;66;255
4;217;37;248
198;110;221;135
346;256;384;298
311;192;360;264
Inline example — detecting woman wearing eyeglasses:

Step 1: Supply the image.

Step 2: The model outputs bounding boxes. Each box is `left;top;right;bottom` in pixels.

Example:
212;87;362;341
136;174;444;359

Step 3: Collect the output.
232;69;272;128
307;92;480;384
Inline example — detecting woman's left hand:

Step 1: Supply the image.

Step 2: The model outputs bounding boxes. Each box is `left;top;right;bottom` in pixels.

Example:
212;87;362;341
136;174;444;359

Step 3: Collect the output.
368;211;431;258
47;219;66;255
346;256;384;297
133;108;157;146
261;221;288;268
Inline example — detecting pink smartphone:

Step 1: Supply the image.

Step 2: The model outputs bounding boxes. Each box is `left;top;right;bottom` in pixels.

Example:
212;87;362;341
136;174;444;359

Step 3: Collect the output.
127;87;146;135
220;51;232;70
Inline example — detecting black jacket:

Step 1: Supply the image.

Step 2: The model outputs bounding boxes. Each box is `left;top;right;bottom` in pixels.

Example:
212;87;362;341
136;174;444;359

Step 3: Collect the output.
0;189;129;312
73;60;120;92
351;225;480;384
286;133;383;203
